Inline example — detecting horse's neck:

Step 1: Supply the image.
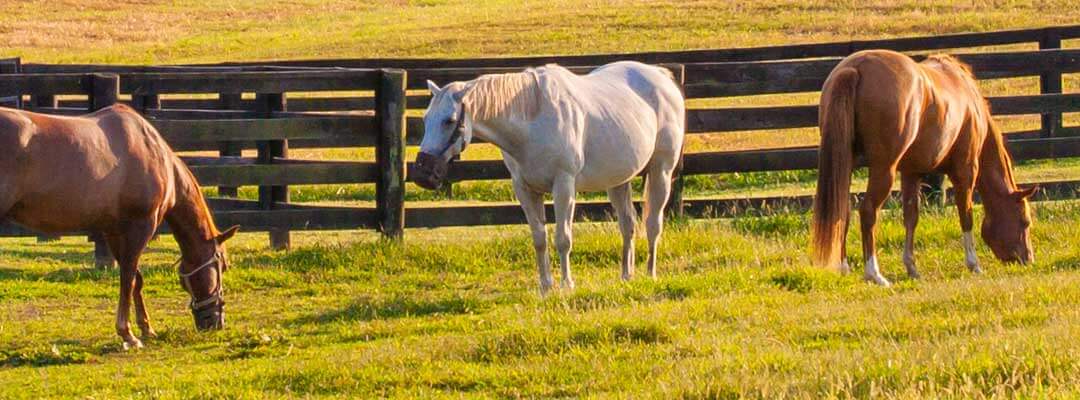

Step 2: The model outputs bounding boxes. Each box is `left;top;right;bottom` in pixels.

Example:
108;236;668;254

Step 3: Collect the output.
473;117;531;160
975;125;1017;205
165;163;218;263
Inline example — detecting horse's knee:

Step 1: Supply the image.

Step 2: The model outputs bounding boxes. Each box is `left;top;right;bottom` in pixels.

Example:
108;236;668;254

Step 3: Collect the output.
555;230;572;253
530;230;546;251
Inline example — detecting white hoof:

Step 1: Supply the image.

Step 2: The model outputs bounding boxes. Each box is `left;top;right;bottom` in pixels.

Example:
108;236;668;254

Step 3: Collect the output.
865;273;892;287
561;279;575;290
968;262;983;274
838;260;851;274
122;337;144;351
539;279;554;296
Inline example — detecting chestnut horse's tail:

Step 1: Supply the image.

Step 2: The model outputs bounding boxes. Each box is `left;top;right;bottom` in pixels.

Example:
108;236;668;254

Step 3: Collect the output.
812;67;859;270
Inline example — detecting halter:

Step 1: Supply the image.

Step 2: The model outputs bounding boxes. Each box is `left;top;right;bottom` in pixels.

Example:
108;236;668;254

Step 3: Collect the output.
435;105;468;159
176;251;224;311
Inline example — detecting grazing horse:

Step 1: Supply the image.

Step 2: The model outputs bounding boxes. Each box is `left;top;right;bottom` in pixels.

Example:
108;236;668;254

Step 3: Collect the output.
812;50;1036;286
0;104;239;348
414;61;685;294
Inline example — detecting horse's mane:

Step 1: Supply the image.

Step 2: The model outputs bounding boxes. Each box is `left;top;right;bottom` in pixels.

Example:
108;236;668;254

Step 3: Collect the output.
462;69;542;121
983;113;1020;192
926;54;977;83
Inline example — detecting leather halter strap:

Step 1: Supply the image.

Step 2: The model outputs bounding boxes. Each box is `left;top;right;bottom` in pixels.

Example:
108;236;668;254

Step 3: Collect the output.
435;106;468;158
177;251;223;310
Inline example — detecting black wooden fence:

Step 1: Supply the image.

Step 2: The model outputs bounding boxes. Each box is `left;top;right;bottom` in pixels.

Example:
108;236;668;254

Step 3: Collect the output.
0;69;407;258
1;25;1078;252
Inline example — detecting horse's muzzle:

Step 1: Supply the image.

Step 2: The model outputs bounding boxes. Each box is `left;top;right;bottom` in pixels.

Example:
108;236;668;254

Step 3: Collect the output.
414;151;449;190
192;304;224;331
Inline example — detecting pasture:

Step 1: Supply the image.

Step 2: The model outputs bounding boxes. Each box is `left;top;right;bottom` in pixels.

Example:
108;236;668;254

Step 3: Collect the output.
2;0;1080;398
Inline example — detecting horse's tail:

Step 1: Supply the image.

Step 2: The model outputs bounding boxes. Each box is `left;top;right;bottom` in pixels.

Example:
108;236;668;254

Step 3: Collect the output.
812;67;859;270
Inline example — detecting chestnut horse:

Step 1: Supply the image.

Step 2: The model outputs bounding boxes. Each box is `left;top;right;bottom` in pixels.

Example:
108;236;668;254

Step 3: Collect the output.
812;50;1036;286
0;104;238;348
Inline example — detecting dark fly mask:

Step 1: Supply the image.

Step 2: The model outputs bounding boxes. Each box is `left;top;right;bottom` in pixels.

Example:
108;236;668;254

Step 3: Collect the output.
415;105;468;190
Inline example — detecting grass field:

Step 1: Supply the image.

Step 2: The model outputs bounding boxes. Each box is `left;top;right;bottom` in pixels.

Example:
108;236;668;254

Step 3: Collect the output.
3;0;1080;398
6;205;1080;398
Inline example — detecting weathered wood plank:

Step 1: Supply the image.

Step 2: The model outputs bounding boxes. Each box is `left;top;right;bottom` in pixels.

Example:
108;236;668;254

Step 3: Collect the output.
150;116;378;144
190;161;379;186
0;74;89;96
121;70;380;95
211;208;378;231
686;93;1080;133
684;49;1080;98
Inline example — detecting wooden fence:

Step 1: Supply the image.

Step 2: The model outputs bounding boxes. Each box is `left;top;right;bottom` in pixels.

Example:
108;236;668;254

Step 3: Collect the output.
2;25;1078;251
0;69;407;257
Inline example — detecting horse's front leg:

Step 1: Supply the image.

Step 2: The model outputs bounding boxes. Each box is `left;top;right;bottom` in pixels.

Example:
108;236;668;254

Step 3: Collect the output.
552;173;577;290
949;172;981;273
106;220;157;349
512;178;553;294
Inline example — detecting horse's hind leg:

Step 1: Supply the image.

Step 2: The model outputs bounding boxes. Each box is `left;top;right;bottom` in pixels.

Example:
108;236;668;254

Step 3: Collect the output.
901;173;923;279
608;182;637;280
860;166;896;286
643;159;676;279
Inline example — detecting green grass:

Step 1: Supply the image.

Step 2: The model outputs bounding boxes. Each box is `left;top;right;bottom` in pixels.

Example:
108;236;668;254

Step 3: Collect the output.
5;200;1080;398
5;1;1080;398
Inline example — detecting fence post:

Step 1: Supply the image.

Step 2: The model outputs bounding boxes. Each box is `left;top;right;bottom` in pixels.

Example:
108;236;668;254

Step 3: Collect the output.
131;93;160;113
0;58;21;109
375;68;407;238
256;92;290;250
217;92;243;197
664;63;686;218
89;73;120;269
1039;29;1063;144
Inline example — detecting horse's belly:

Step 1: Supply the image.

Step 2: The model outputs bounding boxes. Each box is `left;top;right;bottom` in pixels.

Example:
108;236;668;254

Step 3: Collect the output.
575;157;649;192
8;194;115;232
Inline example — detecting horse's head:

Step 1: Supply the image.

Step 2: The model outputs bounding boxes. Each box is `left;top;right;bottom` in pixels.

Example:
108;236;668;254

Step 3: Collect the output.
981;186;1037;264
414;80;473;190
179;225;239;331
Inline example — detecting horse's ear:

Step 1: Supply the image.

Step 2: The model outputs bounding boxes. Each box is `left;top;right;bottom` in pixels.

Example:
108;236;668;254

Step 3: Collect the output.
427;80;442;96
216;225;240;243
1013;185;1039;201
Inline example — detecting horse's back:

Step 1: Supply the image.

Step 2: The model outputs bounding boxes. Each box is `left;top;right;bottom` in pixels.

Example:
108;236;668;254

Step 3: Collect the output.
540;62;684;191
834;50;983;172
1;105;175;231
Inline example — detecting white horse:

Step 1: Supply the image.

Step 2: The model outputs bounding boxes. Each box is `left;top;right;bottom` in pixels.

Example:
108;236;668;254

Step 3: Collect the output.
414;61;685;294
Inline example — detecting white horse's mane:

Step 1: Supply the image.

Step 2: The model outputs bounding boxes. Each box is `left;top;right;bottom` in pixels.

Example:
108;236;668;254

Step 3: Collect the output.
462;68;545;121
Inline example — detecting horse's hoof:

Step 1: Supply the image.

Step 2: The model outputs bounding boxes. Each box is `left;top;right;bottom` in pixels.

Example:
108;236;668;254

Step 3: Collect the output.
122;338;144;351
141;329;158;339
621;273;632;281
838;260;851;274
968;265;983;274
907;271;922;280
865;274;892;287
561;279;575;290
539;281;554;296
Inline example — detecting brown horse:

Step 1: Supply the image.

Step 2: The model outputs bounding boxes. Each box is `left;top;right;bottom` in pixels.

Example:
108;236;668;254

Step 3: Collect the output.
812;50;1036;286
0;104;238;348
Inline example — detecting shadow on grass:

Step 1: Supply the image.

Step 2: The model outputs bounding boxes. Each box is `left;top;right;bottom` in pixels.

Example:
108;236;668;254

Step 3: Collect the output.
292;294;493;325
0;266;113;283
